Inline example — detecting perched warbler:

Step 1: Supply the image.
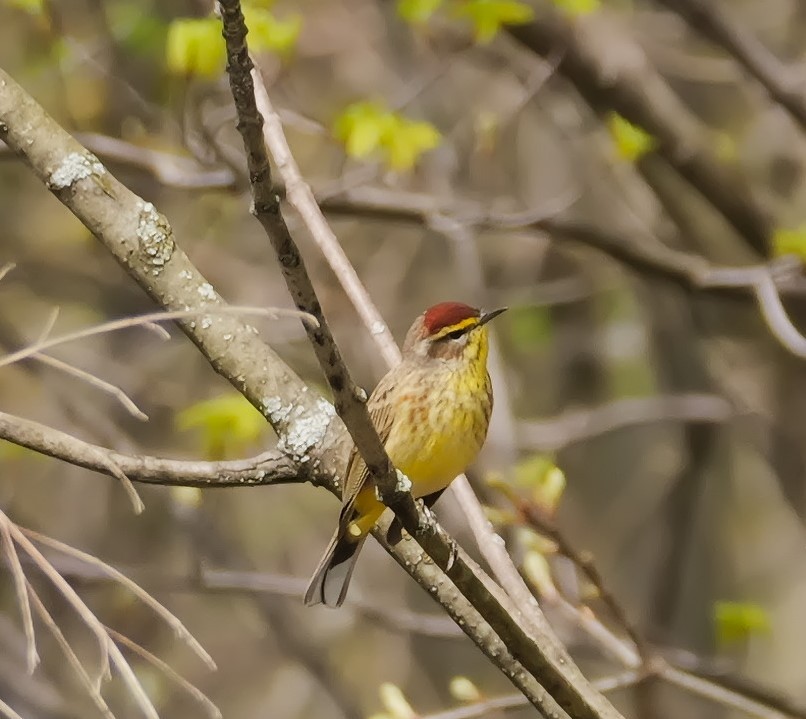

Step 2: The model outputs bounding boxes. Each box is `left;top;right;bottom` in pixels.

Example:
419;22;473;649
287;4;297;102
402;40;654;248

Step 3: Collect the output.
305;301;507;607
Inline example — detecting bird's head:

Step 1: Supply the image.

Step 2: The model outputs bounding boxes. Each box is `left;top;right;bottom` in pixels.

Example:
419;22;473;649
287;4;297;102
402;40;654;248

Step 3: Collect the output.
402;302;507;363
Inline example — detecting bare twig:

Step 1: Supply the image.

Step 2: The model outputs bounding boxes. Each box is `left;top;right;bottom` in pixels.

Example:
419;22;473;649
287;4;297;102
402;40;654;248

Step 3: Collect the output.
517;502;650;660
21;527;216;671
0;518;38;673
197;568;463;639
75;132;236;188
0;263;16;283
702;263;806;359
34;307;60;344
26;585;116;719
32;353;149;421
104;626;221;719
0;697;25;719
660;666;792;719
5;515;158;718
0;305;316;369
668;649;806;719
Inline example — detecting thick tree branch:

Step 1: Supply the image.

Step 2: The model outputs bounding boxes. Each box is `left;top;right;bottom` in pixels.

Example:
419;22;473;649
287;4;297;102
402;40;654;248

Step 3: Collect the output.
0;67;343;470
0;411;309;487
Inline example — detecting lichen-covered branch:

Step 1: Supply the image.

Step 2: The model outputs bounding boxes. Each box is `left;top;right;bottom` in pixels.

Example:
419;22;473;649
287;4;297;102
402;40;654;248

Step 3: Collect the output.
0;66;342;474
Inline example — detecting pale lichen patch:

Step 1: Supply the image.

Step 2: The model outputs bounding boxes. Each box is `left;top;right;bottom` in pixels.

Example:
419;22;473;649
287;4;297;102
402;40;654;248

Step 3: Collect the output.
136;200;174;273
262;396;293;425
395;469;412;492
263;395;335;464
48;152;106;190
198;283;218;302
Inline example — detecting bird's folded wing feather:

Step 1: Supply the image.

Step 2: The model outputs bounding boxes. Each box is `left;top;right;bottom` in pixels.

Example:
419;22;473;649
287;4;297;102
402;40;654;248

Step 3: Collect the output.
337;376;396;529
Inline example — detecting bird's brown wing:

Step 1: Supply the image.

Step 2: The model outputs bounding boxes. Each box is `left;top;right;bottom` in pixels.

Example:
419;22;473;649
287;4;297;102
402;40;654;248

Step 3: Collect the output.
337;375;396;529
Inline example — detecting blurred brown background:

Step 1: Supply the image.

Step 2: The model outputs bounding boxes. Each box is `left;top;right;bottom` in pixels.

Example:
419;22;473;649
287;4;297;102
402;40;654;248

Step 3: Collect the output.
1;0;805;717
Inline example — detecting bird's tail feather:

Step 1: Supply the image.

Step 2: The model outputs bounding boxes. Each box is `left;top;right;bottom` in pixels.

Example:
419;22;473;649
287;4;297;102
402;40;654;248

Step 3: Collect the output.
304;530;366;608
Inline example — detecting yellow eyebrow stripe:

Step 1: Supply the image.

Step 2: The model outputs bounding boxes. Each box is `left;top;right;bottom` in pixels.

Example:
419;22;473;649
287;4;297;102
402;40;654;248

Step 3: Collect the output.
433;317;478;339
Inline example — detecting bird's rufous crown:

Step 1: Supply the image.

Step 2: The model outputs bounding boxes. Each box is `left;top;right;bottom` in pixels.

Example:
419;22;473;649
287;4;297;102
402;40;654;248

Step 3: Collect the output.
423;302;480;334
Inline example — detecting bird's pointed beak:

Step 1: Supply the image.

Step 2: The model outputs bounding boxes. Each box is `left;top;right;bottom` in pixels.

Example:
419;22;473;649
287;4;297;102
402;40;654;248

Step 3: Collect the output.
479;307;508;326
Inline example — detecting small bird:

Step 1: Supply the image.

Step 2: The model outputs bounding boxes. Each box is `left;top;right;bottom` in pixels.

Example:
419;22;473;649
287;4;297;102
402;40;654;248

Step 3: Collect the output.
305;301;507;607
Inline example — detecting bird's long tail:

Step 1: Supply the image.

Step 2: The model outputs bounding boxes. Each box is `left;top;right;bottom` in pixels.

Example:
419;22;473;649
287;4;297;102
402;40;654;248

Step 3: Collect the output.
304;529;366;608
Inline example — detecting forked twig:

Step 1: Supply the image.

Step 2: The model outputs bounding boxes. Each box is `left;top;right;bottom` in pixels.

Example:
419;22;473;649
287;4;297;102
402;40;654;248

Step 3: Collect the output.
35;307;60;344
0;517;38;673
21;527;216;671
33;353;149;421
26;584;116;719
105;626;221;719
6;520;159;719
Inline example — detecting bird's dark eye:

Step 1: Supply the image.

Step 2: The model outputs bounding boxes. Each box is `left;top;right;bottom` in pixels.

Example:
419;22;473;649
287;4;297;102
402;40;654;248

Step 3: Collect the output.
445;328;466;341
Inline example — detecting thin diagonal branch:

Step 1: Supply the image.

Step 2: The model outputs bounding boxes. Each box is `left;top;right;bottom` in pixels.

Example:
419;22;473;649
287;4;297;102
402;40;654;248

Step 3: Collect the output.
0;519;38;674
21;527;216;671
104;626;221;719
218;4;617;718
6;517;157;718
0;306;315;369
0;697;26;719
32;353;149;421
26;584;116;719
